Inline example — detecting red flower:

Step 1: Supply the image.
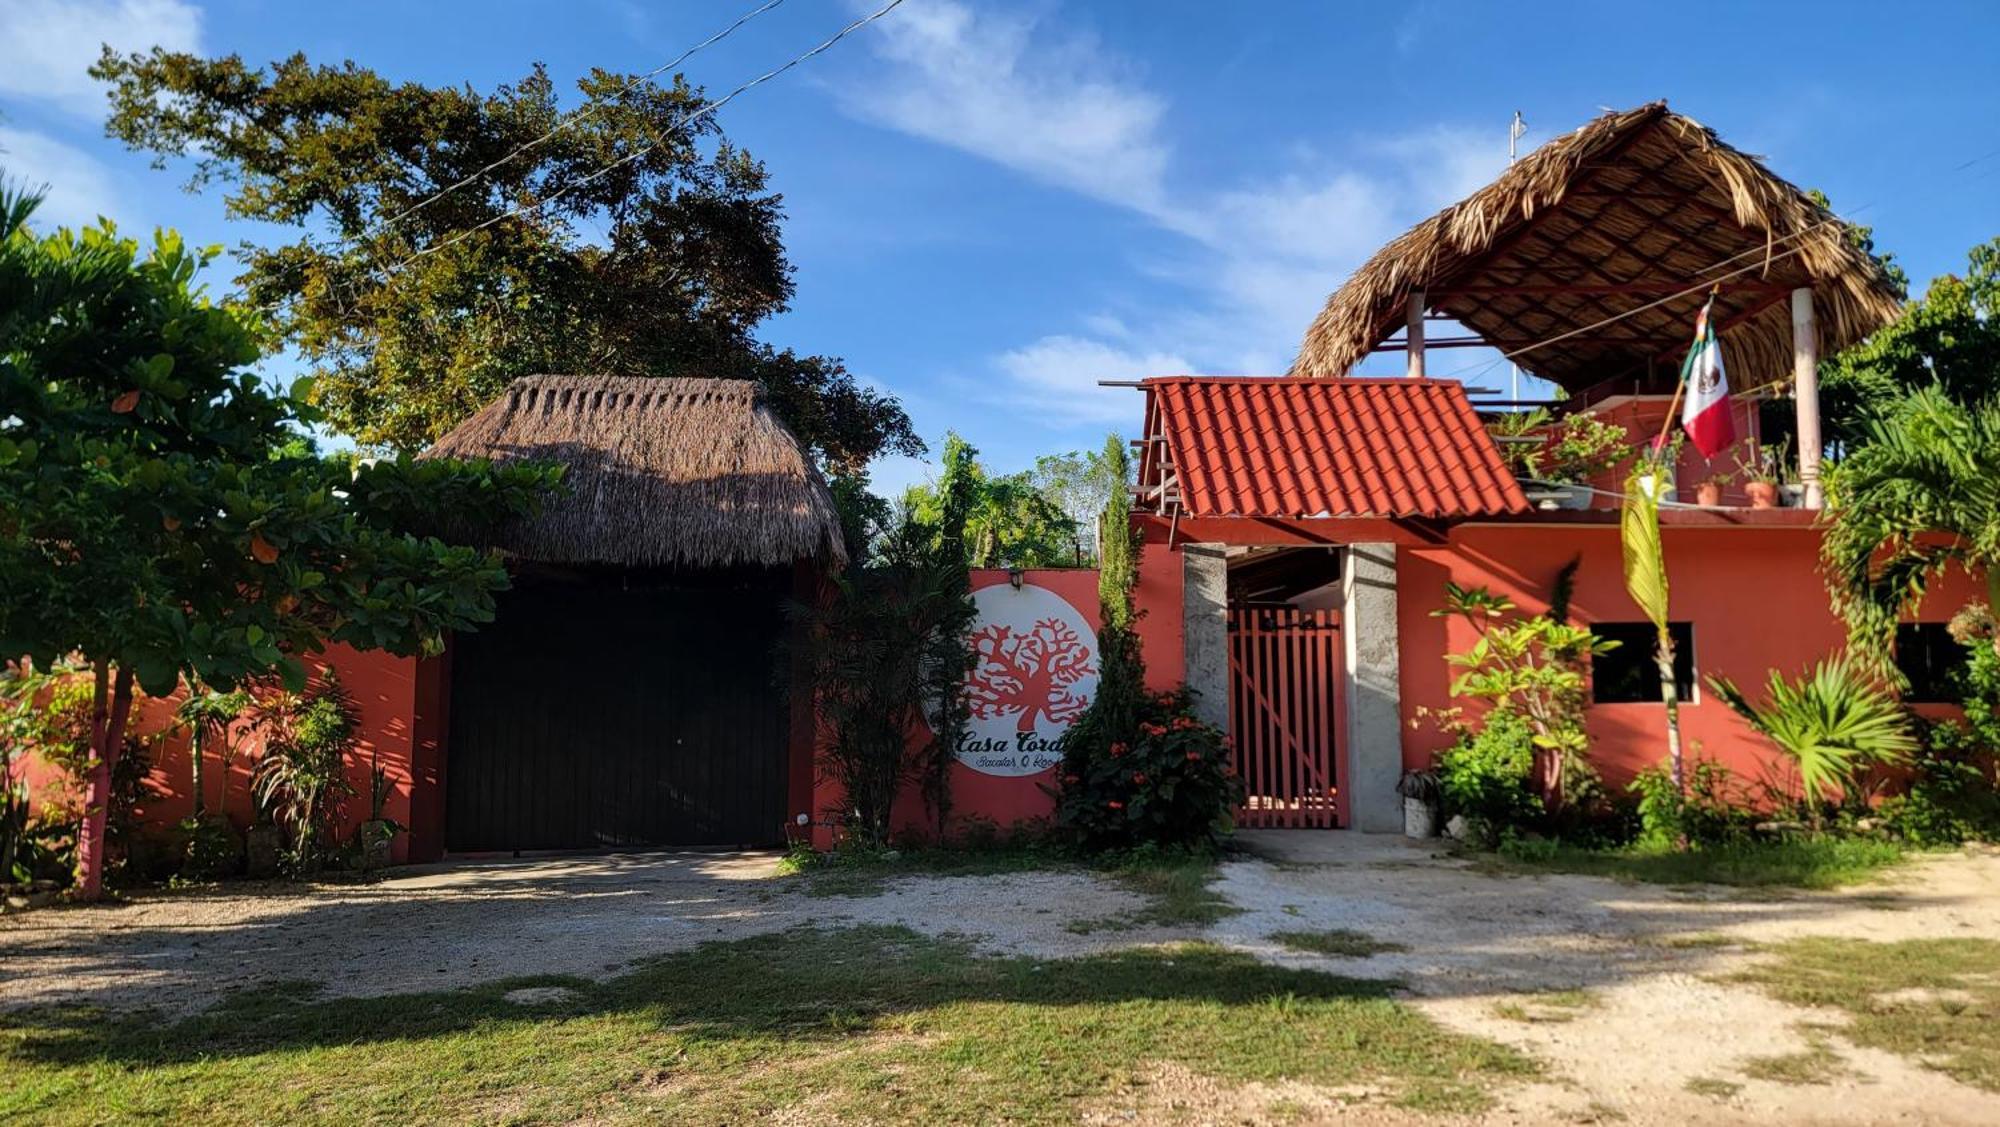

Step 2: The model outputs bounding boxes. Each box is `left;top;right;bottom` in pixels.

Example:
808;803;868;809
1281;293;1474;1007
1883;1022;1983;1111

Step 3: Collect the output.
1132;771;1148;785
1186;750;1202;761
1064;773;1081;785
1109;741;1127;758
1107;800;1124;810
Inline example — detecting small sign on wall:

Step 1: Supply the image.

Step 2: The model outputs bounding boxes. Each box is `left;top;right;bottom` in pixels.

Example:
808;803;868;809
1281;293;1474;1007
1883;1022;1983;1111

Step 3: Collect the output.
955;582;1100;777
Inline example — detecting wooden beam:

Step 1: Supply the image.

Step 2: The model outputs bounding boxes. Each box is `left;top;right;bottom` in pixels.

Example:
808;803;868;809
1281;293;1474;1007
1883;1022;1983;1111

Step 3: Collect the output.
1433;282;1790;298
1406;290;1426;378
1793;287;1823;509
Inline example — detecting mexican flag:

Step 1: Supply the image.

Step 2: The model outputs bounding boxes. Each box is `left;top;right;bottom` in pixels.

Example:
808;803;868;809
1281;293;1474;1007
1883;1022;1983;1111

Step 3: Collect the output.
1678;298;1736;457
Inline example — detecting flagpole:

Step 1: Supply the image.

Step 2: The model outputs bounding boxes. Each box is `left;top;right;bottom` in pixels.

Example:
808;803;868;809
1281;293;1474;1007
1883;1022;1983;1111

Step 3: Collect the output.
1650;285;1720;463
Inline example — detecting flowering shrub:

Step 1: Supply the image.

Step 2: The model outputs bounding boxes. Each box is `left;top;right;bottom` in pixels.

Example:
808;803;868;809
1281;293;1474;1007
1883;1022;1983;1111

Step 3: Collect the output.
1055;688;1243;850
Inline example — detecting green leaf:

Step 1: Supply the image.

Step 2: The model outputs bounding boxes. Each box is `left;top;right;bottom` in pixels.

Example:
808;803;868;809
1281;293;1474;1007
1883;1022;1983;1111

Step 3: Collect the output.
1620;468;1669;633
131;652;181;697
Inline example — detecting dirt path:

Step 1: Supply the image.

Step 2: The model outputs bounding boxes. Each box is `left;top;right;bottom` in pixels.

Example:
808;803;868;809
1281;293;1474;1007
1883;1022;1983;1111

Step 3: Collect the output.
7;835;2000;1124
0;851;1162;1016
1215;831;2000;1126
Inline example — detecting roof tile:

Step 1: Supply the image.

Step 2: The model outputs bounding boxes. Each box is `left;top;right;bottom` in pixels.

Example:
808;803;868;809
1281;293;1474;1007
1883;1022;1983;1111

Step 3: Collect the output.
1144;377;1530;520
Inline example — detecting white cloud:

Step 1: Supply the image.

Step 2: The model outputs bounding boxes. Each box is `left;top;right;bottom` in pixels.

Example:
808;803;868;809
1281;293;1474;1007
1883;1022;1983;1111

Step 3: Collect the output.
991;334;1192;426
840;1;1172;218
0;127;125;230
0;0;203;117
845;1;1513;431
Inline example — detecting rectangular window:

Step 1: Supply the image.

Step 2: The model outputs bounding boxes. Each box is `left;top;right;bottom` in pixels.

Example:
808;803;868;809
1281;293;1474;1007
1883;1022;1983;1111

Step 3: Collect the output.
1591;621;1695;703
1896;623;1966;704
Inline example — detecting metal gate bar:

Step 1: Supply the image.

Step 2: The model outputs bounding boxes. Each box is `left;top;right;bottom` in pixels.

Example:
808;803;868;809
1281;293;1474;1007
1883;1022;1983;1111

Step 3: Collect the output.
1227;607;1341;828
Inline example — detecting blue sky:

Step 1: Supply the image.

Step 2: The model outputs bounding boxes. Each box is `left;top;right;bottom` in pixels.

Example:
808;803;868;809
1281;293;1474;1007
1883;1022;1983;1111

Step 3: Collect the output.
3;0;1997;494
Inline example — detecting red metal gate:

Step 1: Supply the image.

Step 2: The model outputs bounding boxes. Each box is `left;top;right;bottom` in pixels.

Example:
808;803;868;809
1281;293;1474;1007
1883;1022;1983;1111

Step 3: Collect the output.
1227;607;1343;828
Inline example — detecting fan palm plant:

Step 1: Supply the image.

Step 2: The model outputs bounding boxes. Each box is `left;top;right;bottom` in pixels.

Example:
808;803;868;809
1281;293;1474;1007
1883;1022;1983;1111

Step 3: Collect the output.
1822;387;2000;675
1707;654;1916;828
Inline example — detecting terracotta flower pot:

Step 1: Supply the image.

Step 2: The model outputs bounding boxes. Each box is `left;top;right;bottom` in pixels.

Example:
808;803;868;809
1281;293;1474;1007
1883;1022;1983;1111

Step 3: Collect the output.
1744;480;1779;509
1696;481;1724;507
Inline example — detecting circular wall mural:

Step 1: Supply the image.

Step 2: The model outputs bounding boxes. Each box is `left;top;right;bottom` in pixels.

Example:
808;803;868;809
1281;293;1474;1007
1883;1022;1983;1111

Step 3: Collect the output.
954;582;1100;777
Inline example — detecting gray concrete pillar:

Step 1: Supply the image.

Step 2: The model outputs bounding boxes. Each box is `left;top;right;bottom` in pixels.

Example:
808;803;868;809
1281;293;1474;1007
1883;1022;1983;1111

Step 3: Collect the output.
1181;544;1229;732
1342;543;1403;832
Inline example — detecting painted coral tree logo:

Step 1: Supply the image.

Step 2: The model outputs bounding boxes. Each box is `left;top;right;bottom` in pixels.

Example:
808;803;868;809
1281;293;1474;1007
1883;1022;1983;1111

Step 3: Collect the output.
956;583;1099;777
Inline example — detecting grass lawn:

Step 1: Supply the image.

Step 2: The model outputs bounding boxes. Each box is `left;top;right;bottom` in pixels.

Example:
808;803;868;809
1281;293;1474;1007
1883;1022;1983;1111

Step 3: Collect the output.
1272;928;1408;958
1731;937;2000;1091
788;842;1240;928
0;926;1534;1124
1481;837;1907;889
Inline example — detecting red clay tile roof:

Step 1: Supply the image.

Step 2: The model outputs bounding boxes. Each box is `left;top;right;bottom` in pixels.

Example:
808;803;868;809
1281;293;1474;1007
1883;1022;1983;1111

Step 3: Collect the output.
1142;377;1530;520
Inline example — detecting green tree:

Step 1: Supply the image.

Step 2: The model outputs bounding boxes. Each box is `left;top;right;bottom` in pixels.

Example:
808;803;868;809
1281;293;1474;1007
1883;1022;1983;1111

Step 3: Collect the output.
902;435;1080;568
90;49;919;468
1818;238;2000;451
1434;583;1616;811
0;194;558;898
1028;442;1129;564
172;683;251;819
1822;387;2000;670
798;443;975;845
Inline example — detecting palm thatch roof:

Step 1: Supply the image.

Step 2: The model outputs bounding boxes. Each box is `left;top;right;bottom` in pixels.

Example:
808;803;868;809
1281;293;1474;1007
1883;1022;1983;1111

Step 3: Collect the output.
1291;103;1905;396
423;375;844;569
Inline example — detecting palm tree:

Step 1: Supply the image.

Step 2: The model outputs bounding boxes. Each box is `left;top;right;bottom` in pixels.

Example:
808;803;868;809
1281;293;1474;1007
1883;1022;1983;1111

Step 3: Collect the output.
1621;464;1686;790
1707;654;1916;828
1822;387;2000;672
173;686;251;819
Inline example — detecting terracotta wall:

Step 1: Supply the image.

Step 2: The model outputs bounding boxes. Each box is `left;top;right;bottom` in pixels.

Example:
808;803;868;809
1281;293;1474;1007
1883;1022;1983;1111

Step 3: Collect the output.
1400;523;1978;784
15;644;422;865
1582;395;1769;507
813;568;1103;846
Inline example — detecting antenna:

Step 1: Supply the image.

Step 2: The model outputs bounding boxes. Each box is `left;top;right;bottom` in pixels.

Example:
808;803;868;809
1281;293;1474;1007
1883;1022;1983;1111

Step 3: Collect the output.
1507;111;1528;401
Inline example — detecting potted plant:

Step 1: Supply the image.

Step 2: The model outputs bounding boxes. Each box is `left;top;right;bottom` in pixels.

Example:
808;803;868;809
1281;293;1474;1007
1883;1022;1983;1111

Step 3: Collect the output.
1635;433;1682;504
1513;413;1633;509
1694;467;1734;507
1396;769;1443;838
1735;442;1781;509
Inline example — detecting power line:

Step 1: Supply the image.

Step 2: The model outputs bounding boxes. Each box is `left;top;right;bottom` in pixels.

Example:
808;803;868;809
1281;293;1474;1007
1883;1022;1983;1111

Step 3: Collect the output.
359;0;907;288
367;0;788;240
1425;130;1998;393
1421;204;1879;389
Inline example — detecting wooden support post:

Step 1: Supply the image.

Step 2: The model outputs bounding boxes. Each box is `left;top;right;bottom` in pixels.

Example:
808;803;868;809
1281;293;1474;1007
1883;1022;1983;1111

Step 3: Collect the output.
1791;287;1823;509
1405;290;1426;379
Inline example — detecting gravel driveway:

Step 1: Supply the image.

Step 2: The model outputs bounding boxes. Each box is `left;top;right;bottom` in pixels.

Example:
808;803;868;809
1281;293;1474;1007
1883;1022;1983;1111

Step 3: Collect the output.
7;834;2000;1125
0;850;1160;1016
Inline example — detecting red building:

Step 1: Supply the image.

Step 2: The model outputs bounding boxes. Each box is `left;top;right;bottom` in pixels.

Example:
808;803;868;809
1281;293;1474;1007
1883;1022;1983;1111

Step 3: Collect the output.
1119;104;1944;833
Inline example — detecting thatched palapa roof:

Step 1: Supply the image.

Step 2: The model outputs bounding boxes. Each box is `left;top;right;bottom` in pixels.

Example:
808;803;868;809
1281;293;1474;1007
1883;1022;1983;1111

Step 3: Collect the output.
1291;103;1905;395
423;375;844;568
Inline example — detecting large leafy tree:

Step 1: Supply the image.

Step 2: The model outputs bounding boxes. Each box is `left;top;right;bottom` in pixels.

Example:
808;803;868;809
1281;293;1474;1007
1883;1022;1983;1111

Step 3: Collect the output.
1027;443;1128;564
89;49;920;467
903;435;1081;568
0;194;558;898
1822;387;2000;669
1818;238;2000;451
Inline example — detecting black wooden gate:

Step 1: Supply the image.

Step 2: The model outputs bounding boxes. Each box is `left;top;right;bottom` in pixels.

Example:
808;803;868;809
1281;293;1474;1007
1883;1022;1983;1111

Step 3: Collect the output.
445;567;791;851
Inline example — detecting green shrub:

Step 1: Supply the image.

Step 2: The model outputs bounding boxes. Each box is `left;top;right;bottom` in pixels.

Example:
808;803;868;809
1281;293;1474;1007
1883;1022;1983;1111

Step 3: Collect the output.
1436;710;1541;847
1881;637;2000;845
177;814;244;880
1056;688;1243;850
1880;742;2000;846
1630;757;1749;848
